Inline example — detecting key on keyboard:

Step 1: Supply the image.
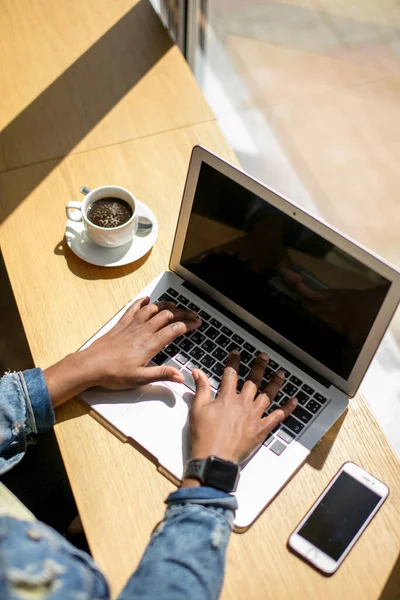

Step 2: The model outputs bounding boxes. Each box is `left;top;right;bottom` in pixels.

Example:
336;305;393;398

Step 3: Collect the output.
210;318;222;328
179;339;194;353
199;310;211;320
216;334;230;348
212;347;228;362
205;327;219;340
202;340;216;353
305;399;321;414
190;347;205;360
158;293;176;304
241;350;253;364
201;355;216;369
221;326;233;336
296;391;309;405
198;321;209;333
153;351;167;365
292;405;313;424
283;383;297;397
227;342;241;352
314;393;327;404
176;353;189;365
211;363;224;377
165;344;179;357
244;342;255;352
302;384;314;395
282;416;304;435
191;331;205;344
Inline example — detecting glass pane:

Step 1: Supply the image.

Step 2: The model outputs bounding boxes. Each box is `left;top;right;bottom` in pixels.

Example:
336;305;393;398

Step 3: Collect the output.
186;1;400;456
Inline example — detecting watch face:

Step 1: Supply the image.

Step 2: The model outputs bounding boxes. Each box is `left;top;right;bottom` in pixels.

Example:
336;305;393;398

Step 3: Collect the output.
205;456;239;492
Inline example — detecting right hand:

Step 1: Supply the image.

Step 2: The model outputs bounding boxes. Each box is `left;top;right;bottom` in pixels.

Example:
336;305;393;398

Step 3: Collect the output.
188;351;297;466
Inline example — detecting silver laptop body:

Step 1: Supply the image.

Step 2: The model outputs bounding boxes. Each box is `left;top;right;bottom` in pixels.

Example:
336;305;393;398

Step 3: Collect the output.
80;147;400;528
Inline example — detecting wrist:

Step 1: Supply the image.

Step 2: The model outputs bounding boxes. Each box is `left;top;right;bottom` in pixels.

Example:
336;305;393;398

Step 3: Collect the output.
43;349;98;407
180;478;202;489
190;450;239;465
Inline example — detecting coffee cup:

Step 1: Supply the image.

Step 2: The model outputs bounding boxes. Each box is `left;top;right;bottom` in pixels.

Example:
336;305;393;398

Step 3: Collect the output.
66;186;138;248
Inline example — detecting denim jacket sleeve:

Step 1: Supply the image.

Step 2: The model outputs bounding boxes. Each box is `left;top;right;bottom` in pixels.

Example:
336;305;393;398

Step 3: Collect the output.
118;486;238;600
0;369;55;475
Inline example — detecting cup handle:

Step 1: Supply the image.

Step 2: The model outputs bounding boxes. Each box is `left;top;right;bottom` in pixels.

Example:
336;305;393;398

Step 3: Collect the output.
66;201;83;222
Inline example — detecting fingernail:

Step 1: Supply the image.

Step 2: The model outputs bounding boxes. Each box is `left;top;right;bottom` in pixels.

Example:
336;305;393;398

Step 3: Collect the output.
277;370;285;378
259;352;269;361
291;397;298;406
192;369;199;381
231;349;240;355
172;374;183;383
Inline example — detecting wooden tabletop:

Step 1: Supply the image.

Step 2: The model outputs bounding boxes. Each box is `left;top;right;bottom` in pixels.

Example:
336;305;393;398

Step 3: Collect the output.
0;1;399;599
0;0;213;175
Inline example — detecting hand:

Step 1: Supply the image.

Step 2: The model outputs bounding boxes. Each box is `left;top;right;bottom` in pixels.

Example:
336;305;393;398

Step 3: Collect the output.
84;296;201;388
44;296;201;406
185;351;297;472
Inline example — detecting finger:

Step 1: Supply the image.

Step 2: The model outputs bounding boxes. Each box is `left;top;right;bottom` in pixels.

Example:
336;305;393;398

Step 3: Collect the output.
241;352;269;400
262;369;285;402
260;397;298;436
154;317;202;349
253;391;272;415
192;369;211;408
154;301;177;311
135;301;176;324
119;296;150;324
134;365;184;385
219;350;240;396
148;307;199;332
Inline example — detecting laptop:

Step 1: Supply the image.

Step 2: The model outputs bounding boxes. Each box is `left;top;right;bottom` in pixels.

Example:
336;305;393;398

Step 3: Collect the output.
79;146;400;529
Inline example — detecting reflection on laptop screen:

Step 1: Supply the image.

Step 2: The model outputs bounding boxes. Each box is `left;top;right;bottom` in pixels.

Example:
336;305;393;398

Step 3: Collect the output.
181;162;391;379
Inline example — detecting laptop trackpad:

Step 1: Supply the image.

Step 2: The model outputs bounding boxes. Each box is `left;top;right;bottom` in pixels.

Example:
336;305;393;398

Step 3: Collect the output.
112;382;192;479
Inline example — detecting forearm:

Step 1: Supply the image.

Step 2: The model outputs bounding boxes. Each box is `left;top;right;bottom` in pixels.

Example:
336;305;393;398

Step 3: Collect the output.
43;348;99;407
118;487;237;600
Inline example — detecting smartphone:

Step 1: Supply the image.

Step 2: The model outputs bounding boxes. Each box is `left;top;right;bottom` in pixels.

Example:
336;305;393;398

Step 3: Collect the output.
288;462;389;575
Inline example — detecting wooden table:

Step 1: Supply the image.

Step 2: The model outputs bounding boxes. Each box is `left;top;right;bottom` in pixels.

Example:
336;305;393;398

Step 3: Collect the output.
0;1;399;599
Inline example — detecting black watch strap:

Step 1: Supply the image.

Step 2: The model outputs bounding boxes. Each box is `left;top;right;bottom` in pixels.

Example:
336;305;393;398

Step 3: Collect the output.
184;456;240;493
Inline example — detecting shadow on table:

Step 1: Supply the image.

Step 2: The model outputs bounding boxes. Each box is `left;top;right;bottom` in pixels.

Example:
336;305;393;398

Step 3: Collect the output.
0;0;173;224
54;238;153;280
379;553;400;600
306;409;347;471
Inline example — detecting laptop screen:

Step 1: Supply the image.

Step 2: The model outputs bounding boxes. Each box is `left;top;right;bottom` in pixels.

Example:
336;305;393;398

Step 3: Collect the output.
180;162;391;379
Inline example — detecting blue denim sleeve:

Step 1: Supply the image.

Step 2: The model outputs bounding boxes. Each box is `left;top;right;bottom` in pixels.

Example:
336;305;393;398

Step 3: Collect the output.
118;487;238;600
0;369;54;475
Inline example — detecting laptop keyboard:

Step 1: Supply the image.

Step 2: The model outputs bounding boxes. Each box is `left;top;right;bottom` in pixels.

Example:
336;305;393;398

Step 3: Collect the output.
152;288;330;457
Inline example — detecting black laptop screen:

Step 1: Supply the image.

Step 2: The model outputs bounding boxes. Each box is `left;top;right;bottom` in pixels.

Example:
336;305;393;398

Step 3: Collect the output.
180;162;391;379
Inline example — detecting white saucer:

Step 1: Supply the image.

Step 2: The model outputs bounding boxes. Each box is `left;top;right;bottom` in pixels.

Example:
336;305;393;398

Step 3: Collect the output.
65;200;158;267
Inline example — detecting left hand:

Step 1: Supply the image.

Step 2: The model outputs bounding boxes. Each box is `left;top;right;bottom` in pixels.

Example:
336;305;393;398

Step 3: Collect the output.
44;296;201;406
187;351;297;466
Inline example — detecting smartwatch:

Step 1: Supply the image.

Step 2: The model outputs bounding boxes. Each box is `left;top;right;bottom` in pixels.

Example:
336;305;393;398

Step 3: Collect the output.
183;456;240;493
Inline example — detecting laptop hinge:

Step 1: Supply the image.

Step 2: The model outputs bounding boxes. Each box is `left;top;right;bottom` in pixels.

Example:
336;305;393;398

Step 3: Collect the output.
182;280;330;388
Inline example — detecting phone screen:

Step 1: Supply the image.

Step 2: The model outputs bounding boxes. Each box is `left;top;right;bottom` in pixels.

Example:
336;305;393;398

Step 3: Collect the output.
298;471;381;560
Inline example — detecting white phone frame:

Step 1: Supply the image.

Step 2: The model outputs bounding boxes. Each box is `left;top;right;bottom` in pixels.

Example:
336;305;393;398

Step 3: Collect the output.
288;462;389;574
170;146;400;397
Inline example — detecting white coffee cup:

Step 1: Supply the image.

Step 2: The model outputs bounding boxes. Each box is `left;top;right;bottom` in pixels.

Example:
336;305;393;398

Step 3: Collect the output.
66;186;138;248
